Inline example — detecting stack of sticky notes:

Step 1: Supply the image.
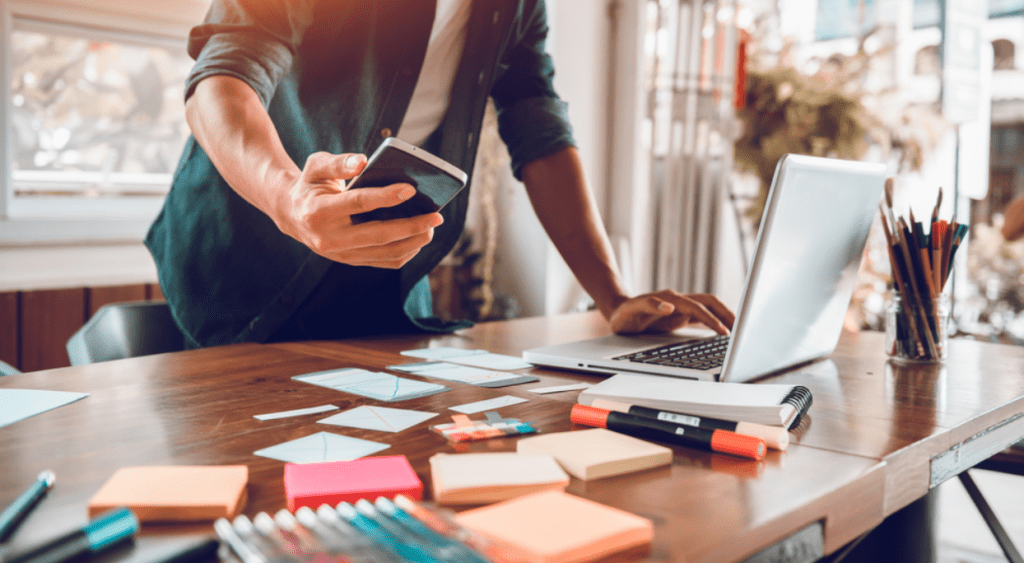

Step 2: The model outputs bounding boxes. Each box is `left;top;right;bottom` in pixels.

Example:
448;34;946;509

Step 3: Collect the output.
429;452;569;505
516;428;672;480
88;465;248;522
456;490;654;563
284;455;422;511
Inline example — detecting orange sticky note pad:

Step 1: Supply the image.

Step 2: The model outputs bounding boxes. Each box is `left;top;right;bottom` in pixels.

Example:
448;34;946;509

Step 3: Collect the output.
284;455;423;512
88;465;248;522
455;490;653;563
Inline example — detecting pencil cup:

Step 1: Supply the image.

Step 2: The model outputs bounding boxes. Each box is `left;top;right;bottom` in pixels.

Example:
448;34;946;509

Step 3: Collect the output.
885;292;950;362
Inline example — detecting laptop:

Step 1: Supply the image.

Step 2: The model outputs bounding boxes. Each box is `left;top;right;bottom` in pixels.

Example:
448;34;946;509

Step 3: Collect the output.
524;154;887;383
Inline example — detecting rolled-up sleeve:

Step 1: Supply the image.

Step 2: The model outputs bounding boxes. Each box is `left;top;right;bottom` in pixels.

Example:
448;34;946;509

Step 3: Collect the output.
184;0;313;107
491;0;576;180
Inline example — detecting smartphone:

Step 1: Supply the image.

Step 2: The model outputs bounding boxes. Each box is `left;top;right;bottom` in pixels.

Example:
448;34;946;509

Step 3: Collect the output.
347;137;468;224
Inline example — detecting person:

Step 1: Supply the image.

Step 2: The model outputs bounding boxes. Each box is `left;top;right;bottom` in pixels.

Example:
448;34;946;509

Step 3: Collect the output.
146;0;735;348
1001;192;1024;242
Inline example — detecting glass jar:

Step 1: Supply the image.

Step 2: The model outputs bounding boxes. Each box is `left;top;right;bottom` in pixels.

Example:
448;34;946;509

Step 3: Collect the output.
885;292;950;362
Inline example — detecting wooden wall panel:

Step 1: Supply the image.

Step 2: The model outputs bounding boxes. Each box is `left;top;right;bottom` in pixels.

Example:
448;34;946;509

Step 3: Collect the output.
0;292;18;371
88;285;147;317
21;288;86;372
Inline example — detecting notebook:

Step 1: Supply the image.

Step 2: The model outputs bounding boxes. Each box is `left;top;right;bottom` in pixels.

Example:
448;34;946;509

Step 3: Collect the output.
578;373;811;429
87;466;248;522
455;490;653;563
429;452;570;505
515;428;672;480
284;455;423;511
523;154;886;383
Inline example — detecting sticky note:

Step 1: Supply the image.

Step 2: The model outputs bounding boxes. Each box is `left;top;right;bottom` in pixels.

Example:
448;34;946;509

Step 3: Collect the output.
88;466;248;522
284;455;423;511
456;490;653;563
517;428;672;480
430;452;569;505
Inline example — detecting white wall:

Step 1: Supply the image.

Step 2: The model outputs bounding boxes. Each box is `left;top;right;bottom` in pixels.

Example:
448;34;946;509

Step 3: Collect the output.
489;0;614;318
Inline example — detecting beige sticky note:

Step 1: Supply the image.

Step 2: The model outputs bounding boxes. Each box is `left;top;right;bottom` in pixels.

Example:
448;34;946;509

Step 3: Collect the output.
429;452;569;505
88;466;248;522
455;490;653;563
516;428;672;480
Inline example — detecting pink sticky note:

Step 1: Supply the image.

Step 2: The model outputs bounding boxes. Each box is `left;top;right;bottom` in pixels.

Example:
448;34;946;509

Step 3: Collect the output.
284;455;422;511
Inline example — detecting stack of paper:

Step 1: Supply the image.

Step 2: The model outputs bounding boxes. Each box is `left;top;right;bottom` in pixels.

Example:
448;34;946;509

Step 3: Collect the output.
516;428;672;480
455;490;653;563
429;452;569;505
88;466;248;522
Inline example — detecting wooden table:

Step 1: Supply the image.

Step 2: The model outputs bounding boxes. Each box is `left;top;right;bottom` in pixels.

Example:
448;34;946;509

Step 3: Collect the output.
3;312;1024;563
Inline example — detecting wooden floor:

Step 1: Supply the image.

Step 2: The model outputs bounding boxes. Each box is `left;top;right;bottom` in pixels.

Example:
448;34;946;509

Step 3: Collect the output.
938;469;1024;563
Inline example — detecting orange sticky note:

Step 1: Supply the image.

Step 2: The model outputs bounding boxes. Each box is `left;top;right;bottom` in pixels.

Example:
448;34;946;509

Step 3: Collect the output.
455;490;653;563
88;466;248;522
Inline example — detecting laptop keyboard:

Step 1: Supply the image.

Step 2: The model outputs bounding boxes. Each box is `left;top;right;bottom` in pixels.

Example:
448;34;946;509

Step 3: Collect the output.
613;335;730;371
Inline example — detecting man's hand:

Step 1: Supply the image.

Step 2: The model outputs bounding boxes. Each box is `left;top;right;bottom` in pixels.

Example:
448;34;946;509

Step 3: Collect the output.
608;290;735;335
272;151;443;268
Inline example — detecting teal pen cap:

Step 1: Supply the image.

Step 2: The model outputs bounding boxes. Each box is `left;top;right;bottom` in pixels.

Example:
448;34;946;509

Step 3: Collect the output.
336;503;440;563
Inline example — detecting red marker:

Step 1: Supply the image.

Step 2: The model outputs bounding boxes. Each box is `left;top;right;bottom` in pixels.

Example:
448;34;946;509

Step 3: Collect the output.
571;404;766;461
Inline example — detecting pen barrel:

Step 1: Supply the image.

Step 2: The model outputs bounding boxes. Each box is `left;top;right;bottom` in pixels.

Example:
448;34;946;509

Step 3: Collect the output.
6;531;92;563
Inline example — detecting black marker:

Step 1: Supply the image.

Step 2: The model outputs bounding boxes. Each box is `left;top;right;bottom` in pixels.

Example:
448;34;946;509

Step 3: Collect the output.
5;507;139;563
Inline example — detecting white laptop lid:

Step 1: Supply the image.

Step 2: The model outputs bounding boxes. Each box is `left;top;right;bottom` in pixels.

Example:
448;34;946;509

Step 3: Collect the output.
522;154;886;383
719;154;886;381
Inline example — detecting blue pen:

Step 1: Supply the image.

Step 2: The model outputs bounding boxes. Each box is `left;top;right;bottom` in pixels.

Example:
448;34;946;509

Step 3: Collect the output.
354;500;483;563
308;506;401;563
334;503;440;563
283;509;395;563
0;470;55;542
5;507;139;563
373;497;490;563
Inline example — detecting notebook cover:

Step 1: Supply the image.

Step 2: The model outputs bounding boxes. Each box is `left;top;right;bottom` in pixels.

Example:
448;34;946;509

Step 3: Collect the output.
87;466;248;522
455;490;653;563
284;455;423;511
429;452;569;505
516;428;672;480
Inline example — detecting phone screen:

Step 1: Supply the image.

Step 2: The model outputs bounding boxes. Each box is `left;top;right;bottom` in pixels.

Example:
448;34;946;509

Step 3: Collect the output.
348;144;466;224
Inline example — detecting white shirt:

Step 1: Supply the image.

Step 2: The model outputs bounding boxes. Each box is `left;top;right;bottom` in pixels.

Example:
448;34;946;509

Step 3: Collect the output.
397;0;473;147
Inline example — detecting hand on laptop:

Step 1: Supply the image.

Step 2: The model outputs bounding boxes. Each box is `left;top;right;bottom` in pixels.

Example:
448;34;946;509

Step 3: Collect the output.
608;290;734;335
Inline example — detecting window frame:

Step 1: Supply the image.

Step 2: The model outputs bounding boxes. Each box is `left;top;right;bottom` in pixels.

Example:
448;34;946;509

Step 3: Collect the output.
0;0;207;245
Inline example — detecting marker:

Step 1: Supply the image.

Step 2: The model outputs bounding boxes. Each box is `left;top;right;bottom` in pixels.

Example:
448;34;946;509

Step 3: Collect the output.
0;470;55;541
372;498;489;563
313;505;400;563
335;503;440;563
589;399;789;451
5;507;139;563
214;518;266;563
143;538;220;563
571;404;766;461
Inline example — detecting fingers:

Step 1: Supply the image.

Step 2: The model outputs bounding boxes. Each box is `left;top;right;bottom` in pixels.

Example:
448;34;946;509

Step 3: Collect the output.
342;184;417;215
302;152;367;184
610;291;735;335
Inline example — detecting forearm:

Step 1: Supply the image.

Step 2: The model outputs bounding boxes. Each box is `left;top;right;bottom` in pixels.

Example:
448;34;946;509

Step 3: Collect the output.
1003;194;1024;242
520;147;630;319
185;75;300;223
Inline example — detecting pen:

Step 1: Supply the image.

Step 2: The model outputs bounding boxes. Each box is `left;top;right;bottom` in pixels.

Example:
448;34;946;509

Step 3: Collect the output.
589;399;789;451
232;515;301;563
335;503;440;563
0;470;55;541
372;498;490;563
5;507;139;563
215;518;266;563
311;505;402;563
143;538;220;563
571;404;767;461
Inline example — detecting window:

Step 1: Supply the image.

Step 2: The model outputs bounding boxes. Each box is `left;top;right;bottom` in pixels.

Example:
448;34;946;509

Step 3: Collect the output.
1;0;207;244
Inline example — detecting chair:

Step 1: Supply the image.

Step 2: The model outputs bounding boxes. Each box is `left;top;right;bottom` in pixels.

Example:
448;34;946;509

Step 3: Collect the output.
66;301;185;365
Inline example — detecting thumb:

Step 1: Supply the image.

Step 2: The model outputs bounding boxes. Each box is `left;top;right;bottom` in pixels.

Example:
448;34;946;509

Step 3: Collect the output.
303;152;367;184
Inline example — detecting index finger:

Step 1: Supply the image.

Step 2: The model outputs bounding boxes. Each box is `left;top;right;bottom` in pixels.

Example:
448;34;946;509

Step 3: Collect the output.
658;293;731;335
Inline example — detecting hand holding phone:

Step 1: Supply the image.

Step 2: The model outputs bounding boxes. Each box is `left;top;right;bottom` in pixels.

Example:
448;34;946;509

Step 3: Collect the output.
348;137;468;224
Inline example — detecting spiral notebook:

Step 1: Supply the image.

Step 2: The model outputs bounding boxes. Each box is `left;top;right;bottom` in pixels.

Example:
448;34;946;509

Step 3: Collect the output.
577;373;811;429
